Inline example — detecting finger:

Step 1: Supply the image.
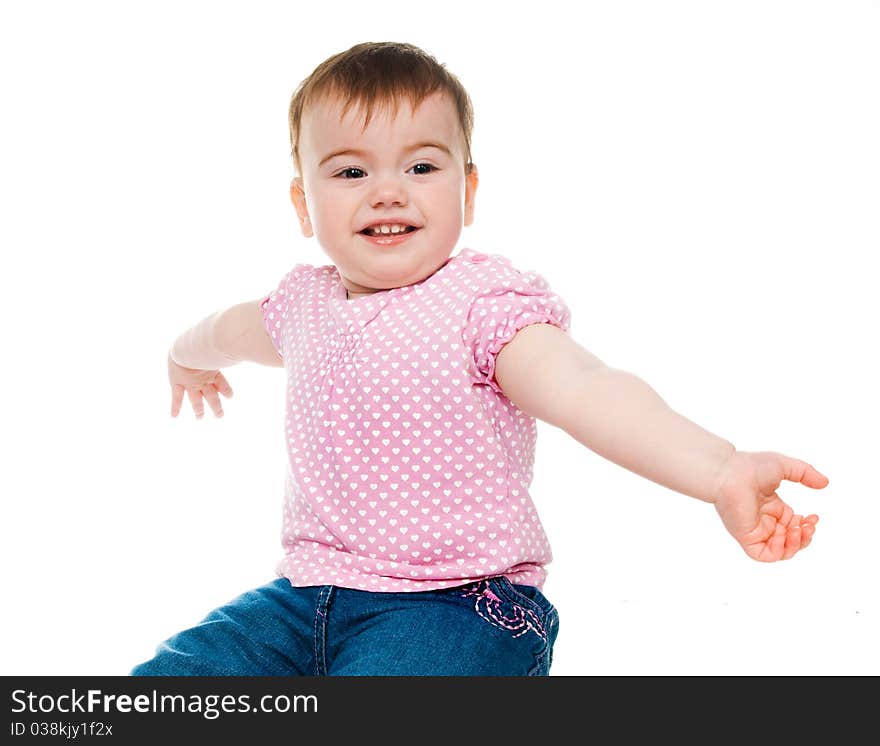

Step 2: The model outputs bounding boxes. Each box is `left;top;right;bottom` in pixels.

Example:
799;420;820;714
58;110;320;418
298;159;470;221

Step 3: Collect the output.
186;388;205;419
202;387;225;418
765;522;786;562
778;502;794;527
171;384;184;417
800;522;815;548
214;373;234;399
782;457;830;489
782;521;802;560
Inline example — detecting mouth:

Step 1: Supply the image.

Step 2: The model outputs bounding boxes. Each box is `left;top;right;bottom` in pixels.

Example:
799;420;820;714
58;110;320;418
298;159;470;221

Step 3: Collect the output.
358;225;420;246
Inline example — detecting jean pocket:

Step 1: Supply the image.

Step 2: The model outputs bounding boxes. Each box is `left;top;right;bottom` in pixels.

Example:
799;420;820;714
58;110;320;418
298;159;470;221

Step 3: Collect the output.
491;576;555;618
490;576;560;673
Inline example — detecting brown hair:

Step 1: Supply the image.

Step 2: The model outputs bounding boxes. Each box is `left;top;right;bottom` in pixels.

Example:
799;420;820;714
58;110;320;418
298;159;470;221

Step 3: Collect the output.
288;42;475;176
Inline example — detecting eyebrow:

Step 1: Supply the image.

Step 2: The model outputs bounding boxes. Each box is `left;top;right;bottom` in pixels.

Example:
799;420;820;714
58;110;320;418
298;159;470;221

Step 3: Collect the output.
318;142;453;168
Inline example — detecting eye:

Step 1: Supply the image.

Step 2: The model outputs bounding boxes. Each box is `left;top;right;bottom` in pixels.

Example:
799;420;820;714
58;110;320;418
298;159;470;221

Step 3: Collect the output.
335;167;366;179
409;163;437;175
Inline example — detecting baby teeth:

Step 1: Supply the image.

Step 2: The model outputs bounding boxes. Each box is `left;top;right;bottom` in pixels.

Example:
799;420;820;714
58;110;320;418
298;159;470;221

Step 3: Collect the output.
369;224;408;235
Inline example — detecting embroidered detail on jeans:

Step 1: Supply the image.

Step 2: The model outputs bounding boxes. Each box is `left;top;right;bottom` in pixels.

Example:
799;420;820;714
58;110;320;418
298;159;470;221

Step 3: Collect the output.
461;580;546;641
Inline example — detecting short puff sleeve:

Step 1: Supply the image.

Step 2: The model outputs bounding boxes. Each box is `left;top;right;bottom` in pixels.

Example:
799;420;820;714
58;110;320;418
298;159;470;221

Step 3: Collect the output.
259;263;313;361
463;255;572;396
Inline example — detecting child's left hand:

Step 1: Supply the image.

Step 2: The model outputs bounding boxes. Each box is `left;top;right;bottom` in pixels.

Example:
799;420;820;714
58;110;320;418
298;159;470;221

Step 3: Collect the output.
713;451;830;562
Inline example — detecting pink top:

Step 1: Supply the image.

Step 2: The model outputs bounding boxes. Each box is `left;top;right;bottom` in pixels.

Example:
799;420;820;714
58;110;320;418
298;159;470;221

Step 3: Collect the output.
259;247;571;592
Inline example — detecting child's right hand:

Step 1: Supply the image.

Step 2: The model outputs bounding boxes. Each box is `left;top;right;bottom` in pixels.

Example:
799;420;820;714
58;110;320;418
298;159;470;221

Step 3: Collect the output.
168;352;234;419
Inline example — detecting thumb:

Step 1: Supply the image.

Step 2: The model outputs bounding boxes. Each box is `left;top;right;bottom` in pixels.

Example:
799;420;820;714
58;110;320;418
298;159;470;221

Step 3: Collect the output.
781;456;830;489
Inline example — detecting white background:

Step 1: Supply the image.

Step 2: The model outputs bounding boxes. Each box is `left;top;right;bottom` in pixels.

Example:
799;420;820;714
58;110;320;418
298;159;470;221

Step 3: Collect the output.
2;0;877;676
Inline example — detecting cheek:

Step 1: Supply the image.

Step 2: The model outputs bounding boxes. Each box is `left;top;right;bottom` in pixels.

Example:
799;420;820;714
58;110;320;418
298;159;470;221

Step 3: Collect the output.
440;191;466;223
311;191;350;231
427;181;465;214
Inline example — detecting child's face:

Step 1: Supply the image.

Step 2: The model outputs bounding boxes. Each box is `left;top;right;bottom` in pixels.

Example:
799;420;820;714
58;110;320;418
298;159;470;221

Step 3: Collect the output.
291;91;479;299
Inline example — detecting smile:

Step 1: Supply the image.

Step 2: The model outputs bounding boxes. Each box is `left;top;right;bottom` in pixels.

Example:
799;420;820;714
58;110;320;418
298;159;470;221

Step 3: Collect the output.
358;227;421;246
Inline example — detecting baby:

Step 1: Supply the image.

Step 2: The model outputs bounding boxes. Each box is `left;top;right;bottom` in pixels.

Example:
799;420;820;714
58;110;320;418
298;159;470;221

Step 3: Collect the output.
133;41;829;676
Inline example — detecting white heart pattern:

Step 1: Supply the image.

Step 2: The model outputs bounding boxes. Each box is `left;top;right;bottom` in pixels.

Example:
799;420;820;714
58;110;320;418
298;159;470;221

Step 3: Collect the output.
258;248;571;593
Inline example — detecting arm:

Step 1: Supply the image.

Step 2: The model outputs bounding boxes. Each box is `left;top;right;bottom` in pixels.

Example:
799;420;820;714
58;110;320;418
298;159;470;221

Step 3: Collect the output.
493;323;733;503
167;298;282;419
494;323;829;561
170;298;283;370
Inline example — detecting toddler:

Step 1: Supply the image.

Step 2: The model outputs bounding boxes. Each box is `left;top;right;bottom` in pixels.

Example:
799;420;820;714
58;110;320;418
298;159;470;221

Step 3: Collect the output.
132;41;829;676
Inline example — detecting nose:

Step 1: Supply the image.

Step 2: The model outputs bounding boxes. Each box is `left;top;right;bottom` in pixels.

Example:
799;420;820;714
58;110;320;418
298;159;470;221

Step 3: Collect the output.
369;173;408;208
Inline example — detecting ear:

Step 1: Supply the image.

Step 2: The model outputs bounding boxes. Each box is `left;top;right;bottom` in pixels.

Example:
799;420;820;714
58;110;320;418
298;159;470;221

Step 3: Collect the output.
463;163;479;227
290;177;313;237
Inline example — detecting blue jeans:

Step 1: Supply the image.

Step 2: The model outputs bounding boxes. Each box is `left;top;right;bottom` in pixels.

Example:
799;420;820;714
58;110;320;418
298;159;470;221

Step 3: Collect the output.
131;575;559;676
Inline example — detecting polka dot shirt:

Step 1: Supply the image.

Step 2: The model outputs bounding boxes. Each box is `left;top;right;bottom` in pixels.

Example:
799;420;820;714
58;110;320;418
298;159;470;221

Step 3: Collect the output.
259;247;572;592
